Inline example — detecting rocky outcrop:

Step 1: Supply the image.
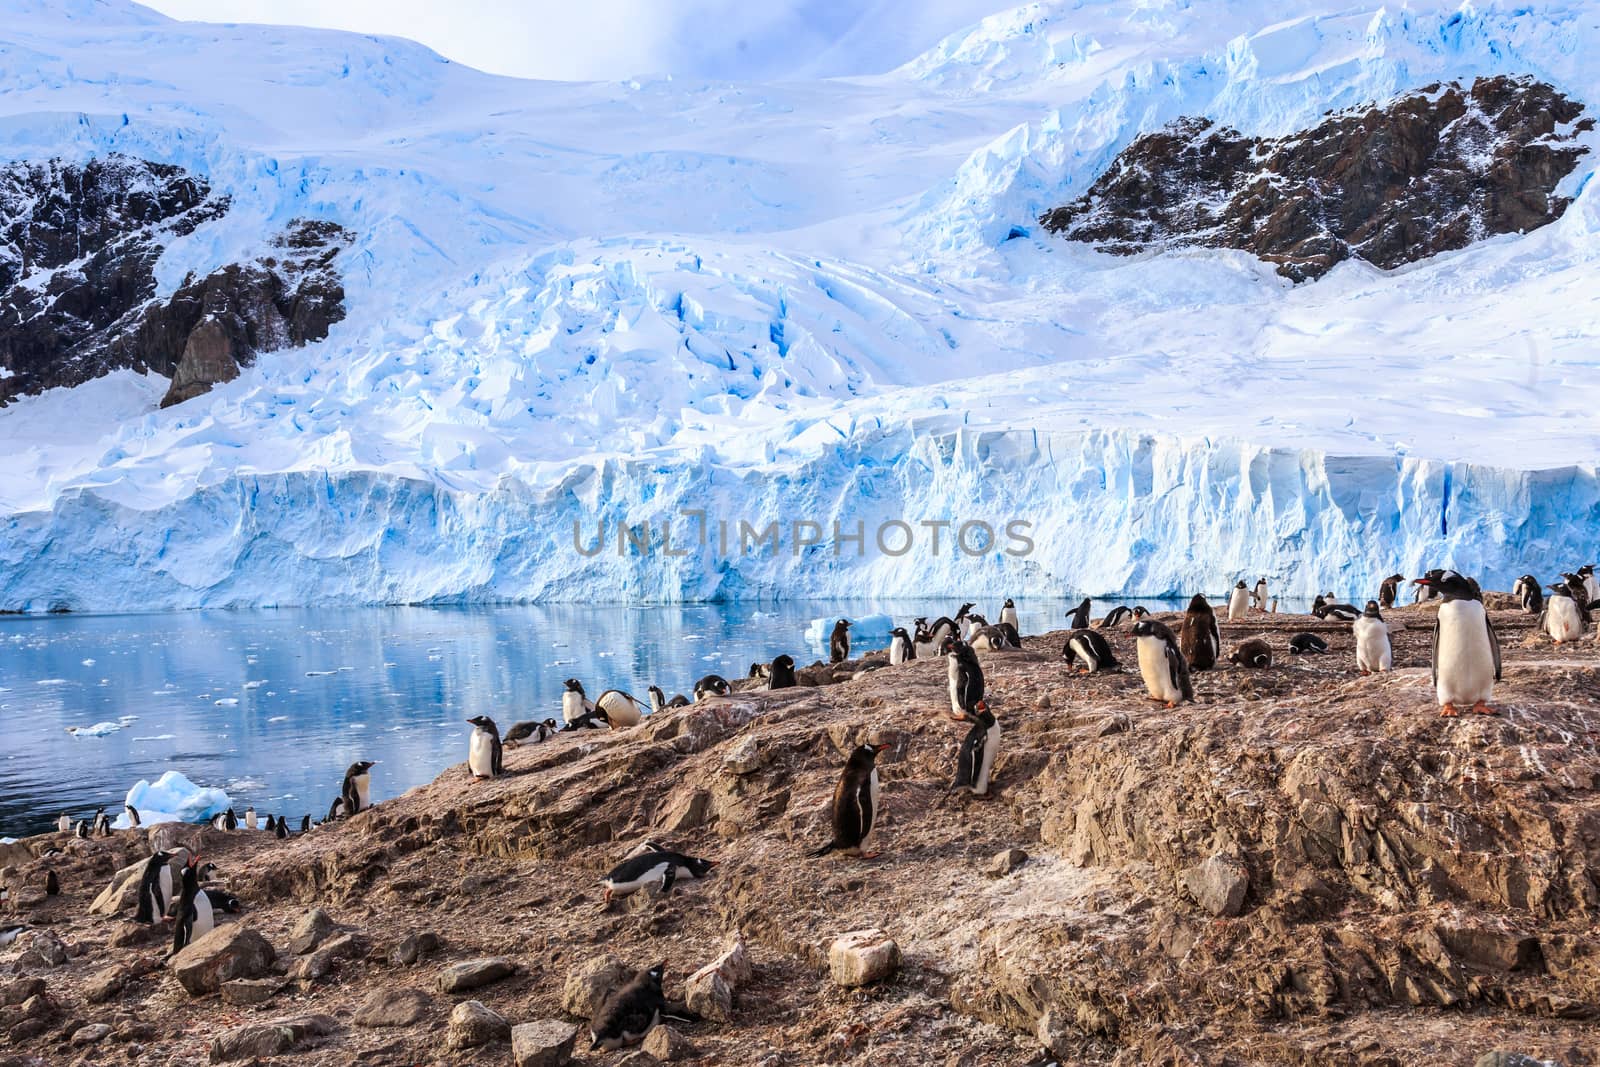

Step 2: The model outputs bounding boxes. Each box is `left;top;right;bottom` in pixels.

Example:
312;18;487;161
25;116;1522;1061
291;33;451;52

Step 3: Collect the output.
0;154;349;404
1040;76;1592;280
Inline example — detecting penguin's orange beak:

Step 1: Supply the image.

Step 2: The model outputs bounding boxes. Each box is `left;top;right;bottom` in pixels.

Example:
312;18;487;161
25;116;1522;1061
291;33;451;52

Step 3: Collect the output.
1412;577;1431;586
874;742;892;753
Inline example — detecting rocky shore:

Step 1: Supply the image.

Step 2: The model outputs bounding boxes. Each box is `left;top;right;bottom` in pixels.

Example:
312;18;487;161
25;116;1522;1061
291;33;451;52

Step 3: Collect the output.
1;600;1597;1065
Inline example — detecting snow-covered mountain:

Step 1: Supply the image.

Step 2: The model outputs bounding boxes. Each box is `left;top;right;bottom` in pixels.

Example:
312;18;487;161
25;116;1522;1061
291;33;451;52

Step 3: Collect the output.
1;0;1597;610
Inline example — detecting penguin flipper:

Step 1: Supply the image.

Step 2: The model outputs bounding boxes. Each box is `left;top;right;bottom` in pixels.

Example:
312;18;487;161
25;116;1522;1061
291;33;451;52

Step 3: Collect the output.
1430;615;1441;690
1486;613;1502;681
1166;641;1194;702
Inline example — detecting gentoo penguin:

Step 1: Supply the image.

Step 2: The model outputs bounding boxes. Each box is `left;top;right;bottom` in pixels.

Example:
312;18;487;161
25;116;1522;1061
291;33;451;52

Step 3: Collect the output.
829;619;852;664
1178;594;1222;671
1560;572;1593;612
999;598;1019;631
1251;578;1269;611
56;813;70;834
943;638;985;719
274;816;289;840
504;717;559;745
0;925;26;948
1098;605;1132;630
887;627;914;666
1228;637;1273;669
203;889;242;914
969;624;1017;651
207;810;230;831
1287;632;1330;655
1227;581;1250;622
647;686;670;713
1065;598;1092;631
1580;563;1598;604
243;807;258;831
1413;578;1438;604
74;819;89;839
1512;575;1544;616
1379;574;1405;609
767;655;797;690
44;870;58;896
1062;629;1118;673
92;808;111;837
341;761;376;816
1353;601;1391;674
951;707;1000;797
596;689;647;728
125;804;141;829
692;675;731;701
1132;619;1193;707
134;850;176;924
809;742;891;858
561;678;595;727
961;612;989;642
263;814;276;834
170;858;214;953
466;715;504;779
912;619;936;659
1314;601;1361;622
1542;584;1586;644
589;962;690;1052
600;849;717;905
299;815;311;833
1414;570;1500;716
326;797;345;821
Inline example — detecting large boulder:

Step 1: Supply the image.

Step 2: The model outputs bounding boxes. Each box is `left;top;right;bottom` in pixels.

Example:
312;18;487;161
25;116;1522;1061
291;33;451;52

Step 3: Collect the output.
511;1020;579;1067
828;928;900;988
437;957;515;994
208;1014;336;1062
1182;854;1249;918
88;862;144;916
353;987;431;1028
288;908;335;955
446;1000;511;1049
170;926;275;996
561;955;628;1017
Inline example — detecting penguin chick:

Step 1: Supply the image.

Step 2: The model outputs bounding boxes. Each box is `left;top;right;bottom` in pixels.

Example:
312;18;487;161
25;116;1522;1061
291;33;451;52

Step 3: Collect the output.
588;962;693;1051
809;742;891;859
1228;637;1273;669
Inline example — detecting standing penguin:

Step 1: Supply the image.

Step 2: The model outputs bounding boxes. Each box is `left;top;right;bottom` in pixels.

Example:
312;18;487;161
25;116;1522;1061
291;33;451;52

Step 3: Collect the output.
300;815;311;833
829;619;852;664
1132;620;1193;707
44;870;58;896
1251;578;1269;611
999;598;1019;631
134;850;175;924
170;858;214;953
1178;594;1222;671
1356;601;1395;675
597;690;647;727
944;637;985;719
1065;598;1092;631
951;707;1000;798
767;655;797;690
912;620;936;660
92;808;111;837
56;813;70;834
466;715;504;779
1542;584;1587;644
1226;581;1250;622
1580;564;1598;604
1378;574;1405;609
809;742;891;859
561;679;595;727
1512;575;1544;616
264;814;277;835
274;816;289;840
1414;570;1500;716
341;761;377;816
887;628;914;666
74;819;89;839
124;804;141;829
243;807;258;832
1062;629;1118;673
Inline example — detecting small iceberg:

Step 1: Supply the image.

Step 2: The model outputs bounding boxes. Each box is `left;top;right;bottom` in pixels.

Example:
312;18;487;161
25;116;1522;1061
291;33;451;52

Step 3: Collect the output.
66;721;124;737
804;613;894;651
113;771;232;828
215;698;239;707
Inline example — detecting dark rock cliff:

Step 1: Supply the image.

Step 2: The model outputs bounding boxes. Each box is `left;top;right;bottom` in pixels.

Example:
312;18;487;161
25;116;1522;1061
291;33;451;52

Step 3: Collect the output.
0;154;349;406
1039;76;1592;281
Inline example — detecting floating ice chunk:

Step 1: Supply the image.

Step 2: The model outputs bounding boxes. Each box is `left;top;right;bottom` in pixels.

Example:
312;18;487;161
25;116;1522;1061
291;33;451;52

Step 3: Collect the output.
215;698;239;706
36;678;68;686
114;770;231;828
81;658;95;666
66;721;123;737
243;680;267;690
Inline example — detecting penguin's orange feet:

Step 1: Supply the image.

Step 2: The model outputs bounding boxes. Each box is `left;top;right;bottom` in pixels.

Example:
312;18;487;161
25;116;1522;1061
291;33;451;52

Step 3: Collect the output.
861;851;882;860
1439;704;1461;718
1164;701;1179;710
1361;670;1371;677
1472;702;1496;716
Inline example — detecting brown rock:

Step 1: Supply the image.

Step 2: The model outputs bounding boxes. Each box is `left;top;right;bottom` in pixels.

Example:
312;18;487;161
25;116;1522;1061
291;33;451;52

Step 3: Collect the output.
562;955;628;1017
89;863;144;916
19;931;67;967
988;848;1029;877
71;1022;112;1045
208;1013;336;1062
220;978;282;1006
390;931;443;966
84;962;150;1004
615;1052;661;1067
0;978;44;1007
828;928;900;987
291;932;362;982
109;921;158;948
353;987;431;1028
289;907;335;955
642;1023;697;1061
511;1019;579;1067
437;957;515;994
170;925;276;996
445;999;511;1049
1182;854;1249;918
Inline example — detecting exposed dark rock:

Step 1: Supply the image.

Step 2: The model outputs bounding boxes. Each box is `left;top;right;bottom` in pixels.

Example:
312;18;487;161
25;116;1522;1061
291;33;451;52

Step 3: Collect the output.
0;154;349;404
1039;76;1591;280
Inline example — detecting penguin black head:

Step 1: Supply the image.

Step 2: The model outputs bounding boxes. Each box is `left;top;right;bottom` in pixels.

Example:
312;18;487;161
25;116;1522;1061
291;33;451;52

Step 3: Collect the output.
1414;569;1477;600
1131;606;1149;619
563;678;585;694
1003;598;1015;607
348;760;377;775
850;741;892;766
196;861;220;881
467;714;498;732
645;961;666;985
1363;600;1383;618
1185;594;1212;613
1131;619;1158;638
772;654;794;669
890;627;908;638
682;855;718;878
1548;583;1573;598
833;618;850;629
1235;580;1247;589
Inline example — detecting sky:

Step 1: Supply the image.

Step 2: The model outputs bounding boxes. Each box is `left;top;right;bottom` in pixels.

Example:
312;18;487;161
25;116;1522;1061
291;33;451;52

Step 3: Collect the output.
137;0;1012;82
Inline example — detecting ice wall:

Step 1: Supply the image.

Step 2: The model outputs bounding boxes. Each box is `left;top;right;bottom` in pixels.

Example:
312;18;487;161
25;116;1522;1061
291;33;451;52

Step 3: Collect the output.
2;427;1594;611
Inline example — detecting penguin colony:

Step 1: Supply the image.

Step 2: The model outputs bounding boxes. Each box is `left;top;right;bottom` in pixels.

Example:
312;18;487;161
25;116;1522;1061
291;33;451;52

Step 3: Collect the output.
33;562;1590;1057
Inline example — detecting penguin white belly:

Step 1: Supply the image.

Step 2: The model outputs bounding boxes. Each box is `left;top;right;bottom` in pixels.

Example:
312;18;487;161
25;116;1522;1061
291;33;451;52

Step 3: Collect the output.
599;693;642;728
353;773;371;809
468;729;496;777
159;865;175;916
1000;607;1019;630
562;690;585;726
914;640;933;659
974;722;1000;795
1587;576;1599;603
865;767;880;846
191;890;215;941
946;663;962;715
1436;600;1496;706
607;861;670;897
889;641;905;666
1353;620;1392;672
1227;590;1249;621
1136;638;1182;703
1547;599;1585;642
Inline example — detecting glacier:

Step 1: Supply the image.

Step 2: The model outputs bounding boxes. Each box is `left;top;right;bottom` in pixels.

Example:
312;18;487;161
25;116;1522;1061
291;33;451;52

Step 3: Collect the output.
0;0;1598;610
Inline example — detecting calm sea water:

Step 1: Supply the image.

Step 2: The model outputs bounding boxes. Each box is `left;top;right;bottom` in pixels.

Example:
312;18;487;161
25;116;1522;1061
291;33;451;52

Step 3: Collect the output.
0;597;1169;837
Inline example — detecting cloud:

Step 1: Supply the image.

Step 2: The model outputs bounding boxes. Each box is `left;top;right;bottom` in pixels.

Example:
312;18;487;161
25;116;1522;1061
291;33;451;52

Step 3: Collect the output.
135;0;1009;81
